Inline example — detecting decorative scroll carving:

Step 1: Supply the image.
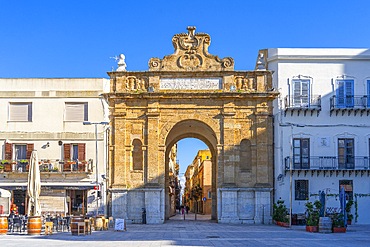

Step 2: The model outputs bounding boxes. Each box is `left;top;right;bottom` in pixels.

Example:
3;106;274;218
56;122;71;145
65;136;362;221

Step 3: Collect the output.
115;76;149;92
149;26;234;72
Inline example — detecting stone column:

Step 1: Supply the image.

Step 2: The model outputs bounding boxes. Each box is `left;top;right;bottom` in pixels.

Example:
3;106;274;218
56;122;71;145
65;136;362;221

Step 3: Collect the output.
112;117;127;188
146;108;160;184
254;113;273;187
221;106;236;185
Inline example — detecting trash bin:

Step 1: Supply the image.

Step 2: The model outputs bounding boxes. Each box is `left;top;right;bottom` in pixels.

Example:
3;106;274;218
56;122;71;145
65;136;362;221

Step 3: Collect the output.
142;208;146;224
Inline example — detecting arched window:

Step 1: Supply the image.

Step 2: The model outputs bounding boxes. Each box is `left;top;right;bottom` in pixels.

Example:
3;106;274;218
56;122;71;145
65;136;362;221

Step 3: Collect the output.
132;139;143;170
240;139;251;171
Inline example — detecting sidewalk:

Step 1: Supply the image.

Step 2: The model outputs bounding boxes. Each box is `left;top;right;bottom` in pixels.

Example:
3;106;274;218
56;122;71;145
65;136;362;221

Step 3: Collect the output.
1;216;370;247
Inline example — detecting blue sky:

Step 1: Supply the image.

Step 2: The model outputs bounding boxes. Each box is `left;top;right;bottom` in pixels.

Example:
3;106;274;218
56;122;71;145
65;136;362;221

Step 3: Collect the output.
1;0;369;173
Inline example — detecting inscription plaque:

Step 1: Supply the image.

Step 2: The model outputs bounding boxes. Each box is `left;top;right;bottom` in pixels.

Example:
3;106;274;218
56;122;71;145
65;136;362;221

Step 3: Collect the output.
160;78;222;90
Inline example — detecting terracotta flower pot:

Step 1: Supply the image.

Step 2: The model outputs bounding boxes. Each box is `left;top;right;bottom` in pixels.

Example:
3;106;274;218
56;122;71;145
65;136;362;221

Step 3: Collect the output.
332;227;346;233
306;225;318;232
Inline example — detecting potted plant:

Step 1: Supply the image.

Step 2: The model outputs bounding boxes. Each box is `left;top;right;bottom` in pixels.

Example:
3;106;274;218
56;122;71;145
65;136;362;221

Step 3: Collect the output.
345;200;354;225
1;160;12;172
305;200;321;232
273;199;289;227
332;213;346;233
0;164;4;173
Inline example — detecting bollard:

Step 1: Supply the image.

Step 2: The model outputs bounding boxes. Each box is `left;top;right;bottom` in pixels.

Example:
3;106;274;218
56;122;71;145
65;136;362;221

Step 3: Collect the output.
142;208;147;224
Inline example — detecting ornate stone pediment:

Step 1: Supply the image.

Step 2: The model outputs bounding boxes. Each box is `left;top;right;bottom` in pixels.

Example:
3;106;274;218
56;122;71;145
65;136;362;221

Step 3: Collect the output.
149;26;234;72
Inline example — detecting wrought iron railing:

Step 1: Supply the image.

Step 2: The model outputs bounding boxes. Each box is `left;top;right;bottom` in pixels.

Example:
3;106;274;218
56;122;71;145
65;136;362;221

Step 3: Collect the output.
0;159;93;173
330;95;369;109
284;95;321;109
285;156;369;170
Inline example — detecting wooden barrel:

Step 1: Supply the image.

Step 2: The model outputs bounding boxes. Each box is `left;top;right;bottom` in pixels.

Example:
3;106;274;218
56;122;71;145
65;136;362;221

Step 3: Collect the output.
71;216;85;235
0;216;8;235
95;216;103;231
319;217;332;233
27;216;42;235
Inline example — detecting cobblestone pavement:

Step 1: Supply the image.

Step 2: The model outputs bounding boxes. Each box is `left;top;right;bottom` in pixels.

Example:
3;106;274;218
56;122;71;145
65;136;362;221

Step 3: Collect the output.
1;213;370;247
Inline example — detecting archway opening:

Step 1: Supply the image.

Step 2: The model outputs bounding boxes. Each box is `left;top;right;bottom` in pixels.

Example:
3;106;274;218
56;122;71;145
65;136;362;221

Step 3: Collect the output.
164;119;218;222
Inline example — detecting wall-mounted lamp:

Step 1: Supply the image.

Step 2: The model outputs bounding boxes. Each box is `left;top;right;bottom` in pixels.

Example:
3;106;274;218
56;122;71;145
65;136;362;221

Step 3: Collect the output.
58;140;63;146
42;142;50;149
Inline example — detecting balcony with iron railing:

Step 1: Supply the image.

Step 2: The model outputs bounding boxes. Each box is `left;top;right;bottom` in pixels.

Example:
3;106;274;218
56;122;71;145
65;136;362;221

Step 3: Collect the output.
284;95;321;116
330;95;370;116
284;156;370;176
0;159;93;173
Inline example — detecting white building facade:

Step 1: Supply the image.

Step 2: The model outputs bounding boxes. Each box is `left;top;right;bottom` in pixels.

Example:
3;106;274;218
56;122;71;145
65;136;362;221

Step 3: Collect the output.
0;78;109;216
264;48;370;224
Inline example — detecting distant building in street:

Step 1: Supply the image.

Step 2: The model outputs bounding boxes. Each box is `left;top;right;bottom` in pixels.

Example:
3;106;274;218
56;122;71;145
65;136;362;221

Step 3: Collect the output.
168;143;180;216
262;48;370;224
0;78;109;216
184;149;212;215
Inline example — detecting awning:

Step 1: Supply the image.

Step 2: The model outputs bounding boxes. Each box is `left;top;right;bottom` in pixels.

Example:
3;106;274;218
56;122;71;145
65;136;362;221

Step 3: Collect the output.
0;182;97;191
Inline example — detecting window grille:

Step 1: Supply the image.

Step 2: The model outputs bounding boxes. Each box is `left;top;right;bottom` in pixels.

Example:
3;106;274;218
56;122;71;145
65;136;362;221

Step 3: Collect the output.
295;180;309;200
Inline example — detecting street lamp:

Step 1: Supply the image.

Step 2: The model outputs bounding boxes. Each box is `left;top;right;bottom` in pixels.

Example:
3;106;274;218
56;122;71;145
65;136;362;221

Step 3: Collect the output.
83;121;109;216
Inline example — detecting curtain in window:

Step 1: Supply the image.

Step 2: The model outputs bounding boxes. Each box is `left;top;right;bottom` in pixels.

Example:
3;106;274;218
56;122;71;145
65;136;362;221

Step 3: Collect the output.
15;145;27;159
72;145;79;161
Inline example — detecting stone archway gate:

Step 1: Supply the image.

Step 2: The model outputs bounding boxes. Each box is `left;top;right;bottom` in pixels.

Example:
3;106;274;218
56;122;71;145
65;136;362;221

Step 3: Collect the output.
104;27;278;224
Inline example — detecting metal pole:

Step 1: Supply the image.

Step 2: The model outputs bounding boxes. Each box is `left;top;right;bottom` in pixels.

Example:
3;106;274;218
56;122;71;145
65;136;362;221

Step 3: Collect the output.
289;125;293;228
95;124;99;217
195;201;197;221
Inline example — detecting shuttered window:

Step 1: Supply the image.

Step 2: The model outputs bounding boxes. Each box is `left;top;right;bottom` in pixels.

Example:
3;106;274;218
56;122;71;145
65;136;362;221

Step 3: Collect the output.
4;143;33;160
9;102;32;121
336;80;354;108
65;102;88;121
5;143;13;160
292;79;310;107
64;143;85;161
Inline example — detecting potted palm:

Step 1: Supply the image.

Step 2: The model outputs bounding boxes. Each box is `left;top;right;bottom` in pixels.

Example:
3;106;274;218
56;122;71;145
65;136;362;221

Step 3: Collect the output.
332;213;346;233
305;200;321;232
345;200;354;225
273;200;289;227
